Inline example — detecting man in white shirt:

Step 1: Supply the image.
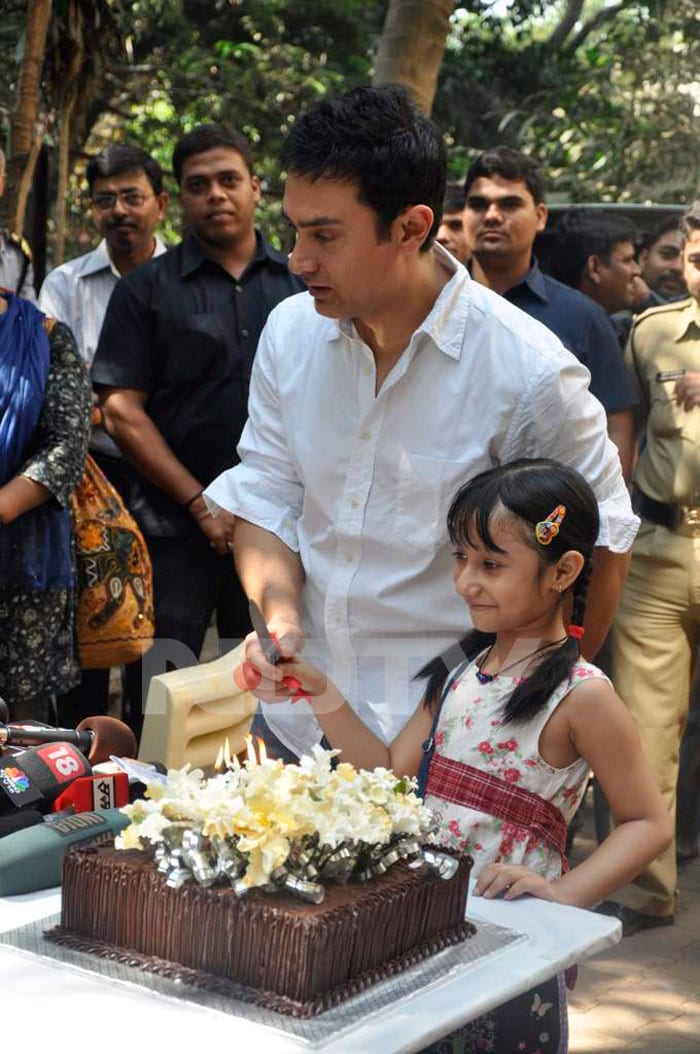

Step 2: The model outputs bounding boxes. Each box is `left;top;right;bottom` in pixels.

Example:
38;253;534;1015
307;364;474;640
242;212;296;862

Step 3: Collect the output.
38;144;167;728
206;85;638;761
39;144;168;366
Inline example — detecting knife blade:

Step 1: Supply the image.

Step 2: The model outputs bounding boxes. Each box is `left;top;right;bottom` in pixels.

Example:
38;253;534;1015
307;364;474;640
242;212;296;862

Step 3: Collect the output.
248;599;283;665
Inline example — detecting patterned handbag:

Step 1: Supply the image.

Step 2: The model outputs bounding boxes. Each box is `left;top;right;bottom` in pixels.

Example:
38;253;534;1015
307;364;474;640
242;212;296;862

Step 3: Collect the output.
70;453;155;668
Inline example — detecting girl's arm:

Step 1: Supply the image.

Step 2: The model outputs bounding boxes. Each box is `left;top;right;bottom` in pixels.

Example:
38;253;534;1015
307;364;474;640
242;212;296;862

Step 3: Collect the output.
475;679;672;908
282;656;433;775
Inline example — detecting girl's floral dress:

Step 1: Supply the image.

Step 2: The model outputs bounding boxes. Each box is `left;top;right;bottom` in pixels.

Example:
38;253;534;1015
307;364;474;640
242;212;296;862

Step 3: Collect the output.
421;654;609;1054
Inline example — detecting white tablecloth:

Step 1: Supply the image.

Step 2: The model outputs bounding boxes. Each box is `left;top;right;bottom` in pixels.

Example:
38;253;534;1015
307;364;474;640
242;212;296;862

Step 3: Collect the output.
0;882;620;1052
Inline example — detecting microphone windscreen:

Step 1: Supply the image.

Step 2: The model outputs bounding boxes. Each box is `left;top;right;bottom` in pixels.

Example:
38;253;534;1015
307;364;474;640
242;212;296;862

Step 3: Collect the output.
0;743;92;814
76;716;137;764
0;809;44;838
0;808;130;895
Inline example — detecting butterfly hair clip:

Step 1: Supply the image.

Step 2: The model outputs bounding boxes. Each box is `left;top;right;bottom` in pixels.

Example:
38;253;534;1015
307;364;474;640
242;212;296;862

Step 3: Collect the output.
535;504;567;546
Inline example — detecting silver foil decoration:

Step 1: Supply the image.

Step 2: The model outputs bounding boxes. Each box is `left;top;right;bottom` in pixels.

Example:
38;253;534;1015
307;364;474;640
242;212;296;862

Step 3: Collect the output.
154;825;457;900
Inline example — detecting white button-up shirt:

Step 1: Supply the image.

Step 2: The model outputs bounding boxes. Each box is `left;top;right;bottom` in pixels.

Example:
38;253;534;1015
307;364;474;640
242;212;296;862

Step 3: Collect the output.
38;237;167;365
206;248;639;758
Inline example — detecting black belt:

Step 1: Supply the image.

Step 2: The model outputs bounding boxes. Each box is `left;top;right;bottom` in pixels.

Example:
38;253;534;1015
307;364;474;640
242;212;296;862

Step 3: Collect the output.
633;490;682;531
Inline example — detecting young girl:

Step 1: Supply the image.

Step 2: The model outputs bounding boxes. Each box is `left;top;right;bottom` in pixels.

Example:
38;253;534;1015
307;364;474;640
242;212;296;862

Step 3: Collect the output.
265;459;671;1052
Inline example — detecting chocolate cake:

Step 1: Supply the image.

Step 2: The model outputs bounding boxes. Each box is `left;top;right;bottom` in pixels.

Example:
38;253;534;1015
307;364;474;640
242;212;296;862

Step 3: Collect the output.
48;845;474;1017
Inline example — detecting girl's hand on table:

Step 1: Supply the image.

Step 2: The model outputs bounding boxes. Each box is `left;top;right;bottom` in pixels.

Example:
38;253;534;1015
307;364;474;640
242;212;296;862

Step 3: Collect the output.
473;863;558;902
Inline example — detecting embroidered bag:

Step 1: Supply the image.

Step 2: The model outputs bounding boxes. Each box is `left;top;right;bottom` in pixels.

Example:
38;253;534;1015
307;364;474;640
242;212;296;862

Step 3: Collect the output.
69;450;155;668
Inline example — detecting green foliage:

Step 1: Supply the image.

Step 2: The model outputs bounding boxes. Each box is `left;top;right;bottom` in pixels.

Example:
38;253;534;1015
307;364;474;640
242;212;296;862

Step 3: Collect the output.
435;0;700;203
80;0;385;247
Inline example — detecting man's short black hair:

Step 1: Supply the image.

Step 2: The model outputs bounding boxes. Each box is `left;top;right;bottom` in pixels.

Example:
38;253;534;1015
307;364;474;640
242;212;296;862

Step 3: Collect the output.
443;180;466;214
639;213;681;253
679;202;700;243
86;144;164;196
279;85;446;252
549;210;638;289
172;124;254;185
464;146;545;206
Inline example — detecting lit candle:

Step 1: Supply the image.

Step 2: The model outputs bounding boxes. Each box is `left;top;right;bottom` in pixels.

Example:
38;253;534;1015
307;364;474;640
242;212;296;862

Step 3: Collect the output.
257;737;268;764
214;745;224;772
245;734;256;766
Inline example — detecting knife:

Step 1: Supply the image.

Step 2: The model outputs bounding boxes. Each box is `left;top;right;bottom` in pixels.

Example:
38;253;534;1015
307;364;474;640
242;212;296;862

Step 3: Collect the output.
244;599;308;702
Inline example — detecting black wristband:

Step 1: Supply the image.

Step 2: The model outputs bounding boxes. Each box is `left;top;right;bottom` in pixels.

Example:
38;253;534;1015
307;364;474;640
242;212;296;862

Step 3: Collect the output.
183;489;204;509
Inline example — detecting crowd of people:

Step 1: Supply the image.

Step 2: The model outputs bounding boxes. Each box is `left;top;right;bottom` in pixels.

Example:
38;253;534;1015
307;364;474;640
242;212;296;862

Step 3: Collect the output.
0;82;697;1050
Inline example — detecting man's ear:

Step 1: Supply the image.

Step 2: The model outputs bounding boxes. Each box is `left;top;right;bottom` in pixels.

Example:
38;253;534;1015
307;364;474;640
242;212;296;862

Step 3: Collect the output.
536;202;548;233
397;204;434;252
156;191;169;220
585;254;602;285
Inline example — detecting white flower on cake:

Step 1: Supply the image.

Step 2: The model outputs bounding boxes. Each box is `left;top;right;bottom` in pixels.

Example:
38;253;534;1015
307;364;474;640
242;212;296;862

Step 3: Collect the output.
116;744;436;897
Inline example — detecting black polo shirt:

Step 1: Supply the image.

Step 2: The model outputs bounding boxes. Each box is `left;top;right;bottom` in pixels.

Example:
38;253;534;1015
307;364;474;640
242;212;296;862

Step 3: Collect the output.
92;231;304;536
504;259;637;414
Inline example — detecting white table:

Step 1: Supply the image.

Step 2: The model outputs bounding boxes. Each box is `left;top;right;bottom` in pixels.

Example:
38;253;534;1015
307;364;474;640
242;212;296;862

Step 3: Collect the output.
0;883;619;1053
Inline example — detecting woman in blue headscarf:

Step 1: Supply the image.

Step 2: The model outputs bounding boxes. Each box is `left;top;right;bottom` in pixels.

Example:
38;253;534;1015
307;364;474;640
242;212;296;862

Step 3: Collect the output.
0;289;91;720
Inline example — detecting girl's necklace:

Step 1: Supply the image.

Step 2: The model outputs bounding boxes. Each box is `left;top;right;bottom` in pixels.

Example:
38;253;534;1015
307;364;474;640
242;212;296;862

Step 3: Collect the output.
475;637;567;685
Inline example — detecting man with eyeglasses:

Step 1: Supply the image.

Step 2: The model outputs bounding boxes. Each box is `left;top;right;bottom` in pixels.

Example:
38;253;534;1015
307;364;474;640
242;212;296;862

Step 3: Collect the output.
91;124;303;741
38;144;168;728
39;144;168;368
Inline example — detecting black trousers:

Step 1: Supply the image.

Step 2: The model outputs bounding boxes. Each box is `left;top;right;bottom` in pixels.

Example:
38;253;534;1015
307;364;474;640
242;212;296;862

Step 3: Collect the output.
122;532;251;744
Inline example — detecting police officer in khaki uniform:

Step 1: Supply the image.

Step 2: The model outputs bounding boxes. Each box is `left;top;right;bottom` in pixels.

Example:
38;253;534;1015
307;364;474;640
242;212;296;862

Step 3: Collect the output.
599;201;700;935
0;148;35;301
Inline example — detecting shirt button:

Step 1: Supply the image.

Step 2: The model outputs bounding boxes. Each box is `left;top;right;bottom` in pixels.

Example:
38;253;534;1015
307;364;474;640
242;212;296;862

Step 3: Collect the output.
346;553;353;562
364;364;372;376
349;498;359;509
241;328;249;337
361;431;371;440
235;284;243;293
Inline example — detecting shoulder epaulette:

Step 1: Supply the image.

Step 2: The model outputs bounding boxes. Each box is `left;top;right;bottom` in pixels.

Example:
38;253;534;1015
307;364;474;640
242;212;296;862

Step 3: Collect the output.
8;231;32;260
632;297;693;331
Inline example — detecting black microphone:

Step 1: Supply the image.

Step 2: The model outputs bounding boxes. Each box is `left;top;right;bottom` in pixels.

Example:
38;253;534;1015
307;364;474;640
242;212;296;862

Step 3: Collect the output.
0;714;136;764
0;742;92;815
0;697;9;724
0;809;44;838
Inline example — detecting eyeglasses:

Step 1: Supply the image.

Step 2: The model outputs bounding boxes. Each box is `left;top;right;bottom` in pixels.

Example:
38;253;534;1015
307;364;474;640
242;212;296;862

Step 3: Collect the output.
91;190;155;211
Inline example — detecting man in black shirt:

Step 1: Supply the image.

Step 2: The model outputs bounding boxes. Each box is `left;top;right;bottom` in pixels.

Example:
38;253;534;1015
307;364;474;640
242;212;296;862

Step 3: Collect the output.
463;146;637;481
92;124;303;738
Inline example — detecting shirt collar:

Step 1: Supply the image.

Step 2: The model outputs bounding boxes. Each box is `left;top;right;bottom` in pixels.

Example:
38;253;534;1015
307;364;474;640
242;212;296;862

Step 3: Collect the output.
332;243;470;360
673;297;700;341
79;235;167;279
505;257;549;303
180;229;287;278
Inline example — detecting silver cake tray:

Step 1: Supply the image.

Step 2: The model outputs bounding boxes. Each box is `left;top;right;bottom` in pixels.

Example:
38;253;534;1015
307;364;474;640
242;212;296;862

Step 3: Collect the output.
0;914;525;1047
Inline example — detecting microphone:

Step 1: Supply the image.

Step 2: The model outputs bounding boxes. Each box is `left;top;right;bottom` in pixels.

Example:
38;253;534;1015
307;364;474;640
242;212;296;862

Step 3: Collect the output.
0;809;44;839
0;697;9;724
0;808;130;895
0;714;137;765
0;742;92;814
51;771;130;813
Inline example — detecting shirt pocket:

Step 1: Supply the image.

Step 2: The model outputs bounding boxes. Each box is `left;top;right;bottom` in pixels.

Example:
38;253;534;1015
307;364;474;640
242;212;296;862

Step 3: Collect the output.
649;390;700;442
394;451;465;551
158;313;228;387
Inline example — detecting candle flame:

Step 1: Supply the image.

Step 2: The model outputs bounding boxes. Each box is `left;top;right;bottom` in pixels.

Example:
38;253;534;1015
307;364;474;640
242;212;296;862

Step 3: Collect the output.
242;734;268;766
224;737;232;769
214;744;224;772
245;733;256;765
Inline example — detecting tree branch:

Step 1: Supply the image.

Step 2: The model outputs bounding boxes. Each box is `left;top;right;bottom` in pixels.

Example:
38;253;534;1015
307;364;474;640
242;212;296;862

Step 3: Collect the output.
563;2;626;53
547;0;585;51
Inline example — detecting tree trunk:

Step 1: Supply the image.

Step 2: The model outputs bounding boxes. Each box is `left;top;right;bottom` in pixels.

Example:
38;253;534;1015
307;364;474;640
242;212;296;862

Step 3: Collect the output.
7;0;52;234
373;0;454;114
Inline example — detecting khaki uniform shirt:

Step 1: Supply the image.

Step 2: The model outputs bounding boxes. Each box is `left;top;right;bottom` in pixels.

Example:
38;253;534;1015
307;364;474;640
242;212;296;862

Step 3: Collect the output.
0;229;35;301
626;296;700;505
